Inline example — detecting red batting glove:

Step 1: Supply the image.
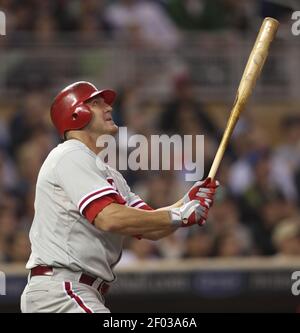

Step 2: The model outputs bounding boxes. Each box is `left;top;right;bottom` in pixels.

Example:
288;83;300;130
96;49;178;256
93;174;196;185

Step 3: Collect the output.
183;178;219;207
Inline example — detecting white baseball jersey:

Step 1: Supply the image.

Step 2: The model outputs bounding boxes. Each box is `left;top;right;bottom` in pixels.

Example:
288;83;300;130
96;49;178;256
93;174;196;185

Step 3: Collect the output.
26;139;151;282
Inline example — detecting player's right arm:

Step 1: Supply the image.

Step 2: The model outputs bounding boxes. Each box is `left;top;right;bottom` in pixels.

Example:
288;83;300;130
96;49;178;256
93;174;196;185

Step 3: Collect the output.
93;178;217;239
93;176;218;239
94;204;174;235
94;198;211;237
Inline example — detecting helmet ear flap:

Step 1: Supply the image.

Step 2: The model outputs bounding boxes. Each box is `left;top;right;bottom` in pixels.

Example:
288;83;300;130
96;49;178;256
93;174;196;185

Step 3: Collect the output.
71;103;93;126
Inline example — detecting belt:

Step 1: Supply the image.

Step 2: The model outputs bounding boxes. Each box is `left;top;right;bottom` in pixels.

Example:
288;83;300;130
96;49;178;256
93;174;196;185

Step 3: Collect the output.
30;266;110;295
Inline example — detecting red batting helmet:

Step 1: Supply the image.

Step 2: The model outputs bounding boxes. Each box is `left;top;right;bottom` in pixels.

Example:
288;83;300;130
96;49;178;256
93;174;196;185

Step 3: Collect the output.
50;81;116;137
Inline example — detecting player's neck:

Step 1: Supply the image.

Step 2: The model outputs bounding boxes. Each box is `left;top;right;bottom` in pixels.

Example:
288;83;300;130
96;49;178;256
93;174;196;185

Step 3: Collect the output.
66;131;102;155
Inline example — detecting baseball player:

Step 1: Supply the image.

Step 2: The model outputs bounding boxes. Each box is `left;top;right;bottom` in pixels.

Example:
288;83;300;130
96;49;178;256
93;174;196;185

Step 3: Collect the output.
20;81;219;313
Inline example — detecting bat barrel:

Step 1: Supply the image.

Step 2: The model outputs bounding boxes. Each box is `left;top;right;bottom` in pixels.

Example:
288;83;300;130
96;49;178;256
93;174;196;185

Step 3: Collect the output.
238;17;279;104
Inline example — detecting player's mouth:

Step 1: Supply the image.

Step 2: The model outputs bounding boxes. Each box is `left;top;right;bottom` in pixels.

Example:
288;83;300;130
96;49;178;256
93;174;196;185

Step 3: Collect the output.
104;114;114;122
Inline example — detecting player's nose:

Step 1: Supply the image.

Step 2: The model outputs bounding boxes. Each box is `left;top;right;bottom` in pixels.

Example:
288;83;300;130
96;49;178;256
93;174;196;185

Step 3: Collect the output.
105;104;113;112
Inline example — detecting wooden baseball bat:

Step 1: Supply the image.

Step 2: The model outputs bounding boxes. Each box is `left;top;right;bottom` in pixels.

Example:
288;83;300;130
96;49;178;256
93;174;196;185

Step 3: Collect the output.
208;17;279;180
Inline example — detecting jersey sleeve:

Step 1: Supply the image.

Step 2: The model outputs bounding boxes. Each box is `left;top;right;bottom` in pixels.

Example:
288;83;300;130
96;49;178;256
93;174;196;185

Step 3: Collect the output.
127;193;153;210
117;174;153;211
54;149;125;222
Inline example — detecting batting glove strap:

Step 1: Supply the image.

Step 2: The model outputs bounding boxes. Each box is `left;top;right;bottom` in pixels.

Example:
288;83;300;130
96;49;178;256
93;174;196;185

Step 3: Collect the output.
169;208;182;227
169;200;208;228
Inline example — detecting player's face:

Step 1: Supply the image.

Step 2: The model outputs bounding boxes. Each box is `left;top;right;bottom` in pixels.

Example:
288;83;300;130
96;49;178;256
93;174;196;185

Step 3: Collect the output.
86;97;118;136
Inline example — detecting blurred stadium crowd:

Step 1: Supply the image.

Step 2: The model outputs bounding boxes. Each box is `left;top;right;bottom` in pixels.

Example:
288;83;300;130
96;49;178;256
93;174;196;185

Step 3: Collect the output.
0;0;296;48
0;0;300;266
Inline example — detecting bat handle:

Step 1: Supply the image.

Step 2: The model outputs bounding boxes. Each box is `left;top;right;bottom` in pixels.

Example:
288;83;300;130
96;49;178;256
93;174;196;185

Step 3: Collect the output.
208;166;217;180
208;118;234;180
208;148;223;180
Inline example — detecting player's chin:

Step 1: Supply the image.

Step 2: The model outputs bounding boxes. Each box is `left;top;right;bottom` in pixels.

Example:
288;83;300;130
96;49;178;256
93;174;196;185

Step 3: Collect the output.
106;123;118;135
